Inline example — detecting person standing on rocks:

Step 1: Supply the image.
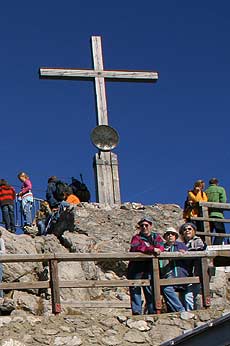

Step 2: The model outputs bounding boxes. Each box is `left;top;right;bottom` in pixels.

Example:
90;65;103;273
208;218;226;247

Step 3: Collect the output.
46;176;59;210
127;216;164;315
0;230;6;299
0;179;16;233
183;180;208;226
205;178;227;245
17;172;33;231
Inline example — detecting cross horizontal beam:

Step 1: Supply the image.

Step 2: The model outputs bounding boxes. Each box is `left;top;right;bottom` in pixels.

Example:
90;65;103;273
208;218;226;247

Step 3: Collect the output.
39;67;158;83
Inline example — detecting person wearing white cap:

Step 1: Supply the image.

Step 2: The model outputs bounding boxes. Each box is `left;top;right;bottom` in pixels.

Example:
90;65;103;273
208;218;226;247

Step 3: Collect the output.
127;216;164;315
160;227;193;312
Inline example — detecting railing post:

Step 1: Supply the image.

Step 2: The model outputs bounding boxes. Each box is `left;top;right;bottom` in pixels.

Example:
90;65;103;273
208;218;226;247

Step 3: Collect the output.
151;257;162;314
200;257;211;308
49;259;61;314
201;205;211;245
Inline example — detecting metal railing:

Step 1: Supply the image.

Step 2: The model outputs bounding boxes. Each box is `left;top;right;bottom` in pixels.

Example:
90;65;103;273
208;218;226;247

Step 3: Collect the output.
0;197;43;229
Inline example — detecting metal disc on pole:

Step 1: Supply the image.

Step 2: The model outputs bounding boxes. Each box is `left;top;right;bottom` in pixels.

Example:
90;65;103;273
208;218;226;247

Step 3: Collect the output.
90;125;119;151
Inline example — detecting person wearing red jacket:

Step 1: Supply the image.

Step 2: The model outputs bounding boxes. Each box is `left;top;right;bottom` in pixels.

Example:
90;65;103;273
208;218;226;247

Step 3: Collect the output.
0;179;16;233
127;216;164;315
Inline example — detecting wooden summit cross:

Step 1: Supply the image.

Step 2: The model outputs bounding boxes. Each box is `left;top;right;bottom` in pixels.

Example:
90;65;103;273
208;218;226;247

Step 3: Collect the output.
39;36;158;205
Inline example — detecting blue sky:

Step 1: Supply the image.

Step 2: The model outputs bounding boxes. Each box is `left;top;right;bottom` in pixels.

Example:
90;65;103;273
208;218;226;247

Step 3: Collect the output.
1;1;230;209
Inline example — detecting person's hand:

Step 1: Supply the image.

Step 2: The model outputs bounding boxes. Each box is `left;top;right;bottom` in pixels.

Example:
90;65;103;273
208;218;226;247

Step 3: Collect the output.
153;248;161;256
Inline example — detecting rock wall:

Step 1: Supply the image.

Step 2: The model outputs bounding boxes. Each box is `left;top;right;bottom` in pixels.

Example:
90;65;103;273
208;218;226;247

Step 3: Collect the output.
0;308;229;345
0;202;229;345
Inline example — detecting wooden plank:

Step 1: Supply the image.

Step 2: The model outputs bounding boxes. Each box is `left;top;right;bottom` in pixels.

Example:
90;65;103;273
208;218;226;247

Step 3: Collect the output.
59;279;150;288
200;258;211;307
49;259;61;314
39;68;158;82
110;152;121;204
199;202;230;210
206;245;230;251
0;282;49;290
0;254;55;263
160;277;200;286
53;252;154;261
0;250;229;263
201;205;211;246
196;231;230;237
151;257;162;313
61;300;131;308
159;251;207;259
192;217;230;223
91;36;108;126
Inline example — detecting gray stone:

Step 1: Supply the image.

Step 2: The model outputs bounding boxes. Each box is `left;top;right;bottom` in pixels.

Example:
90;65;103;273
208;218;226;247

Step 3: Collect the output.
102;335;122;345
198;310;212;322
2;340;25;346
117;315;127;323
54;335;82;346
126;319;150;331
124;330;146;343
180;311;195;320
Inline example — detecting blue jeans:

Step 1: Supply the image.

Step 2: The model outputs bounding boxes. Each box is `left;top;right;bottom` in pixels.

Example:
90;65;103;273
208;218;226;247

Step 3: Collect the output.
0;263;3;298
22;200;33;226
129;272;155;315
37;220;47;235
1;204;15;232
162;286;187;312
180;284;201;310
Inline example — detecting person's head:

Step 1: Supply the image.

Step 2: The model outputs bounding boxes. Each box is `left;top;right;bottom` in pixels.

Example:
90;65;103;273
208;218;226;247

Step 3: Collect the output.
195;179;205;190
209;178;219;185
48;176;57;183
193;180;203;193
137;217;153;236
0;179;8;186
40;201;50;211
163;227;179;245
179;222;197;241
17;172;29;182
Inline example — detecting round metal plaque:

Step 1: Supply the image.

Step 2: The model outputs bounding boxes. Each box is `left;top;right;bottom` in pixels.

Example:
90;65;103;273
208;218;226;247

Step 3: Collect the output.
90;125;119;151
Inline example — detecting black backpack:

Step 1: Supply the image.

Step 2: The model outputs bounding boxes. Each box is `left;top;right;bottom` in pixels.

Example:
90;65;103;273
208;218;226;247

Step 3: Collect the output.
69;174;91;202
54;180;69;202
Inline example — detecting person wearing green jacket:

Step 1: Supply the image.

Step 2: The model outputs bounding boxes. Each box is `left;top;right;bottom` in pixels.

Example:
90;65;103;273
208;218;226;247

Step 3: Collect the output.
205;178;227;245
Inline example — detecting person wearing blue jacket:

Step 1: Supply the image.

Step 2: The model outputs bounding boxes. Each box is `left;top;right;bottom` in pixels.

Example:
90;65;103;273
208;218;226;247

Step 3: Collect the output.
160;227;192;312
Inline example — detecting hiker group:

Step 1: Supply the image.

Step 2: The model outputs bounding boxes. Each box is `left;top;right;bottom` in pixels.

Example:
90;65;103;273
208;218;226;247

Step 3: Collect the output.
128;217;206;315
127;177;229;315
0;173;90;234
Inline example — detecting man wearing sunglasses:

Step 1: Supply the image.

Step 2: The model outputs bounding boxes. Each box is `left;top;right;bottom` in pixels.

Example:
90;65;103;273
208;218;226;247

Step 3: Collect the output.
127;216;164;315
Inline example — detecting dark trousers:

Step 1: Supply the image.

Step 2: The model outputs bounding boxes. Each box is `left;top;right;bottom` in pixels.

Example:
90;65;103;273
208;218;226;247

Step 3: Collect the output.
1;204;16;232
210;218;225;245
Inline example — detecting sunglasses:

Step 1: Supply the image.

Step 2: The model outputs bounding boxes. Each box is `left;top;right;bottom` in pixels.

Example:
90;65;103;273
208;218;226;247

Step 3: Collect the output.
184;227;193;231
166;232;176;236
140;223;150;227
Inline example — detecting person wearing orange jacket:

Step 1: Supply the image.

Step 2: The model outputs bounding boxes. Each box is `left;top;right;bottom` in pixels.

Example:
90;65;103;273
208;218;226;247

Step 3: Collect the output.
183;180;208;220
